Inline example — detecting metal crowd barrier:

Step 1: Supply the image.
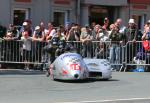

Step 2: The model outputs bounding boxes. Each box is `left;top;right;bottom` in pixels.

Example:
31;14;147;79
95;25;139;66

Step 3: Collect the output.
0;39;47;64
0;39;149;71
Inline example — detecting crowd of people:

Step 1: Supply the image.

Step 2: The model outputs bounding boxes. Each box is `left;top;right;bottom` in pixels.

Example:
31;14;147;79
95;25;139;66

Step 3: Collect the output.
0;17;150;71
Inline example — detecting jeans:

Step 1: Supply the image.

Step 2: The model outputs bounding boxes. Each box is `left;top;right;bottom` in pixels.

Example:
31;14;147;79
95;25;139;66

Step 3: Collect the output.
82;43;93;58
109;44;121;70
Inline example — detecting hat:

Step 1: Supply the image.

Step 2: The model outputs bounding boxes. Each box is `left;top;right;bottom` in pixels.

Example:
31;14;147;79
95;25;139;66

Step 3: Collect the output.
104;17;109;22
128;19;135;24
23;22;28;26
35;26;40;30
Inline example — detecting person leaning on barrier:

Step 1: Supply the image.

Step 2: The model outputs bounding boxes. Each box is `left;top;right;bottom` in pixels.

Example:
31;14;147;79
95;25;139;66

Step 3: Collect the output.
141;21;150;71
66;24;80;53
0;24;6;38
42;28;66;63
19;21;33;40
3;24;19;40
124;19;137;69
3;24;20;62
80;27;93;58
95;26;109;59
142;22;150;41
66;24;80;41
32;26;45;63
109;25;124;71
21;31;32;70
45;22;56;41
114;18;126;34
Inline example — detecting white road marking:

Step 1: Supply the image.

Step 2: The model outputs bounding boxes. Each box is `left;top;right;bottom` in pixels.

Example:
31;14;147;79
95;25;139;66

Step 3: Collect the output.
60;97;150;103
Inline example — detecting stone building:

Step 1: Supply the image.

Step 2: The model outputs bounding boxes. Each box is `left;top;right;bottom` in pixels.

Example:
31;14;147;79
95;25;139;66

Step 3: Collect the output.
0;0;150;29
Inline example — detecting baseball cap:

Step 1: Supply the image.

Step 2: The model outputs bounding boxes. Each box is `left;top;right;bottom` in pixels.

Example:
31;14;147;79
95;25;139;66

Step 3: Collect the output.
35;26;40;30
23;22;28;26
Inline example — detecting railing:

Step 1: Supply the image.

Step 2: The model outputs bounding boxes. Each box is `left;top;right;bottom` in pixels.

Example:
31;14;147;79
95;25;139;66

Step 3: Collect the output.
0;39;149;71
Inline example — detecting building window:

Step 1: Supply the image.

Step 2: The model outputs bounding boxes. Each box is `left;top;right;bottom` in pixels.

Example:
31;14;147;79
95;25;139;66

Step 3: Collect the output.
53;11;69;26
89;6;114;25
13;9;30;26
132;14;146;30
54;0;70;5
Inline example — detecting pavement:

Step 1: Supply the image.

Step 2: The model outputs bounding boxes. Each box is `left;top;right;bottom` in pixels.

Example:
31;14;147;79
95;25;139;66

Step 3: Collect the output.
0;69;45;75
0;70;150;103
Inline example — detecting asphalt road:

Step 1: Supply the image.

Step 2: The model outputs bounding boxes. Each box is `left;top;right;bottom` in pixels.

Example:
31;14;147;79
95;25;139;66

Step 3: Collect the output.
0;70;150;103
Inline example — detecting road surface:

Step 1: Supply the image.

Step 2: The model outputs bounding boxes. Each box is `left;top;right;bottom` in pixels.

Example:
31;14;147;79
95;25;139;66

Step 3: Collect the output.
0;69;150;103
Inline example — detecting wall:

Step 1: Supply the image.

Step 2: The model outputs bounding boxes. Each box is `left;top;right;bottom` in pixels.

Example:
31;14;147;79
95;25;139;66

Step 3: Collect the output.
32;0;50;26
0;0;11;27
80;4;89;26
82;0;127;6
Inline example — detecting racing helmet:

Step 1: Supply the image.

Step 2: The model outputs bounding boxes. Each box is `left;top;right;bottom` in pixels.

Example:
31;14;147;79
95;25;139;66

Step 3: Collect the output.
51;37;59;45
58;40;66;48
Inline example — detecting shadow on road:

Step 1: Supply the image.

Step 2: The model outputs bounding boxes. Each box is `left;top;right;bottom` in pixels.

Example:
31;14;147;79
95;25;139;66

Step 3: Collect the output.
54;78;119;83
0;69;45;75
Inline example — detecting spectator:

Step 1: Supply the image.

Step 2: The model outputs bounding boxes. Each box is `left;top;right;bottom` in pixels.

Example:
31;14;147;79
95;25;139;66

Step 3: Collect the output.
66;24;80;41
3;24;20;62
64;22;71;39
3;24;19;40
43;27;65;63
80;27;93;58
141;21;150;71
114;18;126;34
102;17;109;30
45;22;56;41
108;24;116;35
66;24;80;53
39;22;46;32
92;24;101;40
90;22;96;30
32;26;45;63
59;25;65;37
142;22;150;40
32;26;45;42
124;18;137;64
95;25;109;59
96;27;109;41
109;25;124;71
19;21;33;39
0;24;6;38
21;31;32;70
0;24;6;67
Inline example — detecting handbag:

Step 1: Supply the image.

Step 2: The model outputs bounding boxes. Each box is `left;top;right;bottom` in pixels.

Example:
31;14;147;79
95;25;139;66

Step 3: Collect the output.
142;40;150;51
